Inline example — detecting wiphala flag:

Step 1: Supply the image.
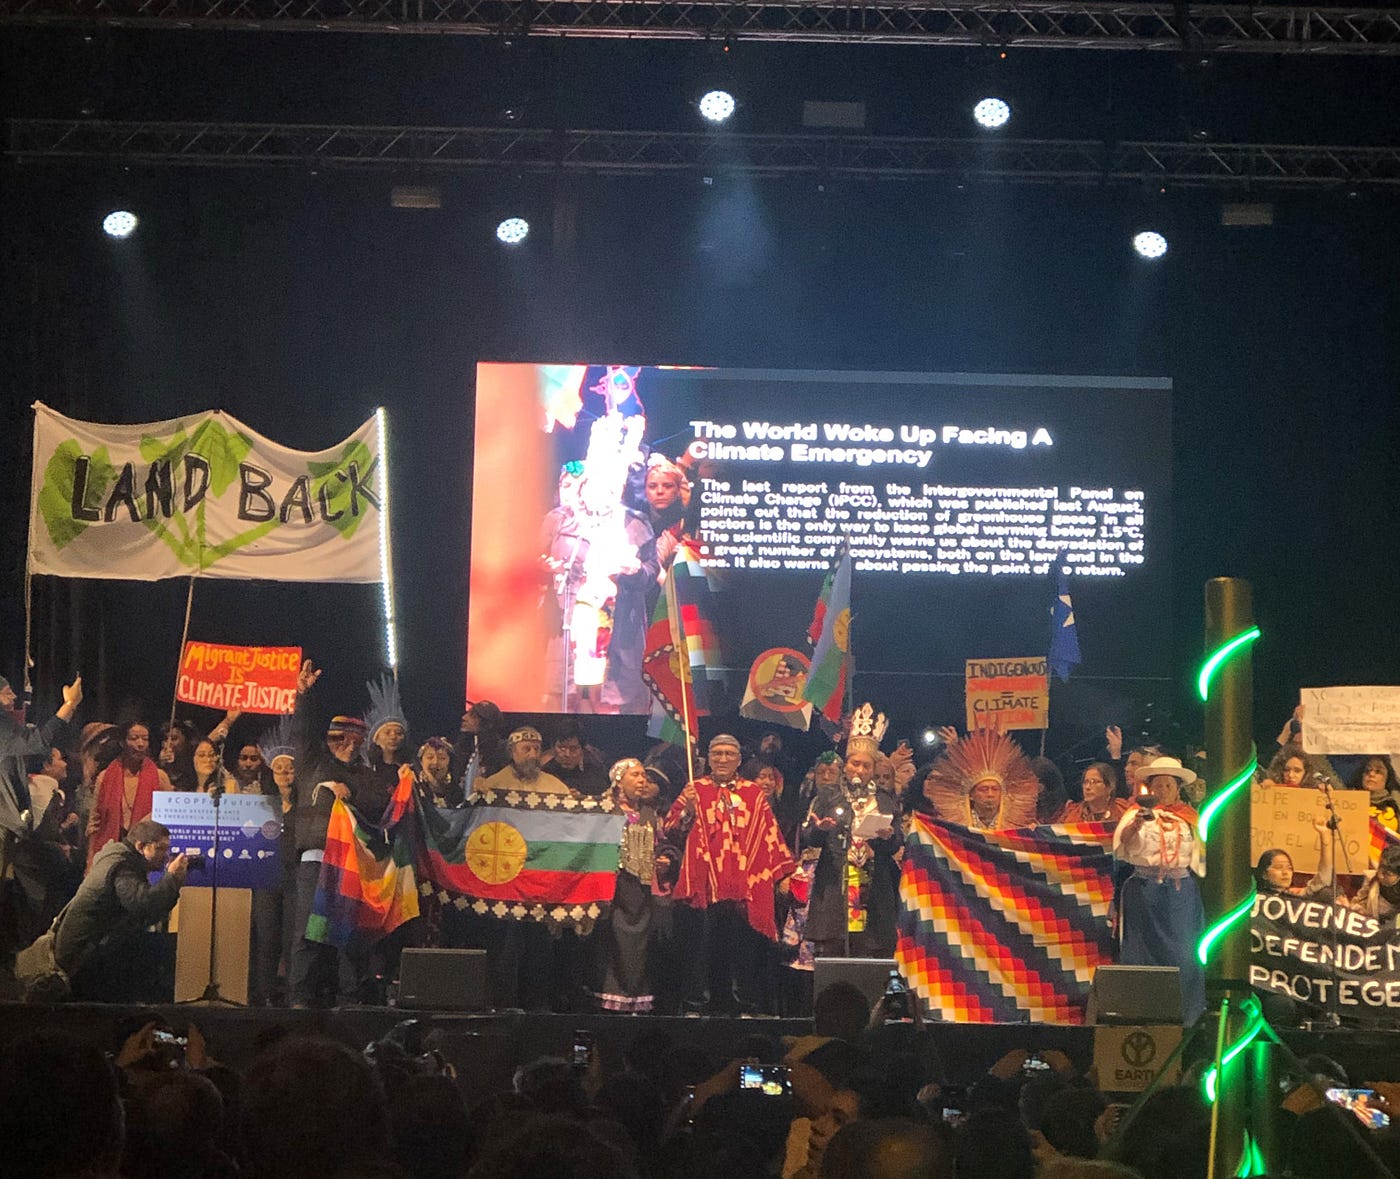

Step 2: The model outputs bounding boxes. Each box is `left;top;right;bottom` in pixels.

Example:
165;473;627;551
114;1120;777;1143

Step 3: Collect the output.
896;816;1117;1024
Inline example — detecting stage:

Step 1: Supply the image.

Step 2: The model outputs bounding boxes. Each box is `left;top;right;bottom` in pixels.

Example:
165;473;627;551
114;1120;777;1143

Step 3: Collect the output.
2;1002;1397;1107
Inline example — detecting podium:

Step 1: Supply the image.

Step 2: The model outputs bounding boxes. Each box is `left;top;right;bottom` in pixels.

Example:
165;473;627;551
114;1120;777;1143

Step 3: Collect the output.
151;791;281;1005
174;887;252;1004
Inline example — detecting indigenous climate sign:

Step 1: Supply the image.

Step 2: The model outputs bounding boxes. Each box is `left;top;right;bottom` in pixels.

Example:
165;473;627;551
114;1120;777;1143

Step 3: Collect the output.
964;657;1050;732
28;402;384;582
1251;892;1400;1015
1250;784;1369;875
1300;685;1400;756
176;642;302;715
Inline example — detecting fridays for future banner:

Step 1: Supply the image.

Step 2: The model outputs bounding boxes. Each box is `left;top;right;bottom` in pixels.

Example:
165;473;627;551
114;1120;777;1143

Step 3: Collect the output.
28;402;384;583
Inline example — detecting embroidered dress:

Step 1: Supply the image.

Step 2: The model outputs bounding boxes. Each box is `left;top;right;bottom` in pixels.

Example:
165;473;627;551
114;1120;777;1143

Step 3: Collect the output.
594;803;674;1012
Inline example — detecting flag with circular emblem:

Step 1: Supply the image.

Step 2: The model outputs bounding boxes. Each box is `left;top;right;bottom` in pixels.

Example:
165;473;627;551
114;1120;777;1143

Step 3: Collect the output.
414;789;626;932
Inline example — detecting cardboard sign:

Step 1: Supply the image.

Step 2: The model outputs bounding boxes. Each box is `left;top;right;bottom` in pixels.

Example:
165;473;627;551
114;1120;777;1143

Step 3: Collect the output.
151;791;282;889
176;642;301;714
1093;1025;1182;1093
965;657;1049;732
1300;686;1400;756
1250;783;1369;874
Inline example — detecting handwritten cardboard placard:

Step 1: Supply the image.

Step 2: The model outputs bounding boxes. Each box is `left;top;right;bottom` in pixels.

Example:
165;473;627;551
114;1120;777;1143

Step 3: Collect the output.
1300;686;1400;756
965;657;1049;732
1250;783;1369;875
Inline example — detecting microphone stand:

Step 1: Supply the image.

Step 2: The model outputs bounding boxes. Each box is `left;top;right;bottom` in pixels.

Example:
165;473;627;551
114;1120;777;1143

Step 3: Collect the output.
836;776;860;960
1306;774;1350;1031
180;778;243;1007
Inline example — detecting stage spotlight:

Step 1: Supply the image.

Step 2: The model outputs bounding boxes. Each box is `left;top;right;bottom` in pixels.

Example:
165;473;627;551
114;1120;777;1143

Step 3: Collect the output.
102;210;138;239
495;217;530;246
1133;230;1169;259
972;98;1011;129
698;90;736;124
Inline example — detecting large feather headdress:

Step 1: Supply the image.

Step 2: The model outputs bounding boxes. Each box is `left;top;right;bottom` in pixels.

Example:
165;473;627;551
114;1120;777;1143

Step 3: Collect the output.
922;728;1040;830
258;715;296;767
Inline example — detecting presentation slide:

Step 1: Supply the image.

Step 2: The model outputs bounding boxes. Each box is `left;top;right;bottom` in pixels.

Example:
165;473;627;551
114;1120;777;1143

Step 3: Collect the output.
466;364;1172;716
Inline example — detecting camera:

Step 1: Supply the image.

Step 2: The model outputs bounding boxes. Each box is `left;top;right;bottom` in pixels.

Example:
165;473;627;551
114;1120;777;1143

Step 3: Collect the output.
883;968;913;1023
184;854;207;872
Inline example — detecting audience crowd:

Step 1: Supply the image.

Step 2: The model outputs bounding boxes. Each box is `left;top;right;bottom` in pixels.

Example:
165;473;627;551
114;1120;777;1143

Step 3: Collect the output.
2;982;1398;1179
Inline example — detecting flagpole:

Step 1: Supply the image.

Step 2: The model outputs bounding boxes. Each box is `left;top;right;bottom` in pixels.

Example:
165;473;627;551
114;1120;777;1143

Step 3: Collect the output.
665;561;696;786
169;575;197;736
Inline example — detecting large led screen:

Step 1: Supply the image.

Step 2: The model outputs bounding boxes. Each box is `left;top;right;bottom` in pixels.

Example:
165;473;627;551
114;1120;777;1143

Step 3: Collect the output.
466;364;1172;716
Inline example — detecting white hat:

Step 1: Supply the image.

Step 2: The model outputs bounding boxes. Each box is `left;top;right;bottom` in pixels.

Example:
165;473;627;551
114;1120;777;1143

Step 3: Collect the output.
1135;755;1197;786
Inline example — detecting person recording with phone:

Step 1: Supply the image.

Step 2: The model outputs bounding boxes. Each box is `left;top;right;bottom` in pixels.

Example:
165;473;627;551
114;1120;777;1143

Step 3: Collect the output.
49;818;189;1001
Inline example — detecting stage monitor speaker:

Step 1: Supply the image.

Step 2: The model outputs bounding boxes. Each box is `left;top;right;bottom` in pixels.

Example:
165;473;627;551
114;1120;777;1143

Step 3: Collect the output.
398;948;489;1012
1086;966;1182;1025
813;957;897;1014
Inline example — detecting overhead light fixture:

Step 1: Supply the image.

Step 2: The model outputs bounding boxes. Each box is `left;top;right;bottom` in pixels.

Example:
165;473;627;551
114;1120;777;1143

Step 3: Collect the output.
496;217;530;245
698;90;736;124
972;98;1011;129
1133;230;1169;259
102;210;138;238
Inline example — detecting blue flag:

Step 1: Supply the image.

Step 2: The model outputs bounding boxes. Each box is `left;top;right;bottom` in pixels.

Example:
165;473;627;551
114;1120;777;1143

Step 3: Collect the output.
1048;554;1082;682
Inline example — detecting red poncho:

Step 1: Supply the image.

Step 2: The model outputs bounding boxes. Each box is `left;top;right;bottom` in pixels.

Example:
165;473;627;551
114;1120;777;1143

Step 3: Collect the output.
665;777;795;940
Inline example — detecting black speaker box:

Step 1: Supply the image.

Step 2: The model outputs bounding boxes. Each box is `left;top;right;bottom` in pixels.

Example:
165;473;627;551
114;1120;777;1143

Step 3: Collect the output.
1086;965;1182;1025
397;948;489;1012
812;956;898;1013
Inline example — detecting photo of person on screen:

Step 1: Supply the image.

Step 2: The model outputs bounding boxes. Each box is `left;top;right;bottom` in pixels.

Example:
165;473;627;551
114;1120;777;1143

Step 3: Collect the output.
600;454;693;713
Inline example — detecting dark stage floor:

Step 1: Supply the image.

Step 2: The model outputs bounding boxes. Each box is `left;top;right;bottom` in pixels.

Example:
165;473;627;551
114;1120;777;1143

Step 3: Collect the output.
2;1002;1398;1108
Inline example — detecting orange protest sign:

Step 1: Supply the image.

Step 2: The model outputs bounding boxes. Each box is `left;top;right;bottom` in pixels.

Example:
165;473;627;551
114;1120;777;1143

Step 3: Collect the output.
965;657;1050;732
177;642;302;714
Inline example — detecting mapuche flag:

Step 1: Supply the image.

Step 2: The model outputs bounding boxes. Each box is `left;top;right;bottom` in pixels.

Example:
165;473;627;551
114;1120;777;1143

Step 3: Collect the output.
416;790;626;932
306;767;420;950
801;543;852;723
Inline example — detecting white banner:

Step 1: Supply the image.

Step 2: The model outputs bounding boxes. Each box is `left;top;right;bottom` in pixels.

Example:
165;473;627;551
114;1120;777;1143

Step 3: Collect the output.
28;402;385;583
1300;686;1400;757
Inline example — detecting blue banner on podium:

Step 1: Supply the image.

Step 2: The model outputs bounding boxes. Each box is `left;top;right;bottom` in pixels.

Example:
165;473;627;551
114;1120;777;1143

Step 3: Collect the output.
151;791;282;889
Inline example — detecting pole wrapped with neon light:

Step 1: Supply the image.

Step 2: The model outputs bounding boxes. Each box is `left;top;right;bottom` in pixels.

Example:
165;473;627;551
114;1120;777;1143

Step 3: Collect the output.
1197;578;1261;1176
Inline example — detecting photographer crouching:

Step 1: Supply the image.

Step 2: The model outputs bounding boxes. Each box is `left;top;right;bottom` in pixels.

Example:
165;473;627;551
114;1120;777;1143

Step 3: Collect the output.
42;819;190;1001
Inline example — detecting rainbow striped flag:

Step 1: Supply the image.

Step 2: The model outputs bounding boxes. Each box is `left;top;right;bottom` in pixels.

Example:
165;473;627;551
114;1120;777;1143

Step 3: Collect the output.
415;790;626;932
1369;815;1400;869
306;768;420;949
896;816;1117;1024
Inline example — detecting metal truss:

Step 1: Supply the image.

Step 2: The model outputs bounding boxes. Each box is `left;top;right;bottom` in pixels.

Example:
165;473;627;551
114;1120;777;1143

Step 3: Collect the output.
2;0;1400;55
8;119;1400;187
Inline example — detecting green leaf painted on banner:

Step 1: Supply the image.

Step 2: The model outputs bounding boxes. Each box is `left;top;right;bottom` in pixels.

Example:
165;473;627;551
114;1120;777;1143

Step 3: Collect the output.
37;441;115;550
138;418;253;498
308;439;379;541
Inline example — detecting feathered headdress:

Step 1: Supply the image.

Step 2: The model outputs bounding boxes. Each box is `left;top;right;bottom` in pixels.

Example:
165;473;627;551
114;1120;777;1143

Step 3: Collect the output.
258;715;296;767
364;674;409;744
846;702;888;760
922;729;1040;830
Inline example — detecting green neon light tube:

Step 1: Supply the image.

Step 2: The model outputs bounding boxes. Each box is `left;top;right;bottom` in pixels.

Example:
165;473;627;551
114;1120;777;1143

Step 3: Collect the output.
1199;759;1258;845
1197;626;1261;702
1197;887;1257;967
